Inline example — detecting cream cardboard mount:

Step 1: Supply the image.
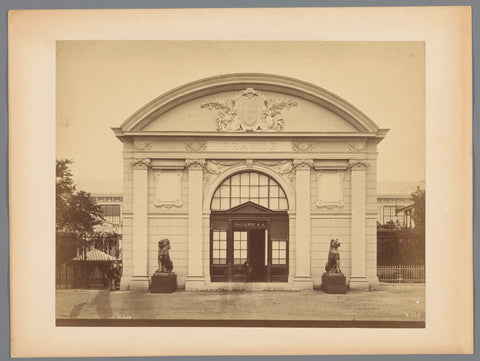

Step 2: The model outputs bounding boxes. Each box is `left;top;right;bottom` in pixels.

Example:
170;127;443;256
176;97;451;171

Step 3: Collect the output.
8;6;472;357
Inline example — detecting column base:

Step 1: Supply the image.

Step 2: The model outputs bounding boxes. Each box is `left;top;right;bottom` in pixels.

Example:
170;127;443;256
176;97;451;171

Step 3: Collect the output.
367;276;379;290
129;275;150;292
293;276;314;290
349;276;369;290
119;276;131;291
185;276;206;290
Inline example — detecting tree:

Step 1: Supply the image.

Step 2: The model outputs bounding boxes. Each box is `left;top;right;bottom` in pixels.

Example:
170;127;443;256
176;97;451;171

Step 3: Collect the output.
56;159;103;234
377;185;426;265
56;159;104;266
411;186;425;233
56;159;124;289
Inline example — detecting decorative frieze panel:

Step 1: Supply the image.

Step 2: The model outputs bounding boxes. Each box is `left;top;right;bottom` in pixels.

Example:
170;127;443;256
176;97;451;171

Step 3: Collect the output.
347;142;366;153
130;139;369;154
315;171;345;209
292;140;315;152
201;88;297;132
154;170;183;208
185;140;207;152
133;140;153;151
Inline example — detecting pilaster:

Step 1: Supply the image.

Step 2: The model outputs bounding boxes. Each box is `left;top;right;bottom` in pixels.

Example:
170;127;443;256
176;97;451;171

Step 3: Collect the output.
348;159;369;290
292;159;314;289
185;159;207;290
130;158;150;291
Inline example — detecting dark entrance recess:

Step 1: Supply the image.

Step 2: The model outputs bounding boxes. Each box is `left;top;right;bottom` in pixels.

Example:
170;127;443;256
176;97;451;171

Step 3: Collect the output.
248;229;265;282
210;201;289;283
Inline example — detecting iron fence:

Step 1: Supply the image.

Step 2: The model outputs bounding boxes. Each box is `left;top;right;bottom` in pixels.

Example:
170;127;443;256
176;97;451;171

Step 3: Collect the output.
377;264;425;283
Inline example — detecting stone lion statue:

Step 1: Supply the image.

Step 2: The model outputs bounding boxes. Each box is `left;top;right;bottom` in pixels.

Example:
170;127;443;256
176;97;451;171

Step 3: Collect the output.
325;238;342;273
158;239;174;273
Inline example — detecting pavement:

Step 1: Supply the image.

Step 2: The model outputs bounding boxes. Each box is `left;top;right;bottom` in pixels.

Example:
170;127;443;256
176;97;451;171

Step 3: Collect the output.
56;283;425;323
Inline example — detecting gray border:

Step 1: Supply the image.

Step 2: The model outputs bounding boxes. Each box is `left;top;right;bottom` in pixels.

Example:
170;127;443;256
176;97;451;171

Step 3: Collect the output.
1;0;476;360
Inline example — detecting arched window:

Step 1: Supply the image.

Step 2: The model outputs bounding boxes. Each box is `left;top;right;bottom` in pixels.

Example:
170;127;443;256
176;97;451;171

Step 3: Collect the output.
211;171;288;211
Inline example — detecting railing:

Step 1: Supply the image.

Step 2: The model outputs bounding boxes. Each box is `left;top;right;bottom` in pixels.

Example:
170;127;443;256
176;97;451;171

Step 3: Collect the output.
56;263;74;289
377;264;425;283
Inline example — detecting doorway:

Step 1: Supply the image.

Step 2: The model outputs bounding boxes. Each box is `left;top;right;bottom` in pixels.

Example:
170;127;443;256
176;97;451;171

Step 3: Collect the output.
247;229;266;282
210;201;289;283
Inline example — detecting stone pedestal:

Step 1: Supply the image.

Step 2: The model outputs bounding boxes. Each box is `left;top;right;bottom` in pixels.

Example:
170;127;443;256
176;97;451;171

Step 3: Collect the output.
130;275;150;291
322;272;347;294
349;276;369;290
150;272;177;293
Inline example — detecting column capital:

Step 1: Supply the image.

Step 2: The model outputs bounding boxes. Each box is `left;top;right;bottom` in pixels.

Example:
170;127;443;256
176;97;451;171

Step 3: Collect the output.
293;159;314;170
348;159;369;171
185;158;206;170
130;158;151;170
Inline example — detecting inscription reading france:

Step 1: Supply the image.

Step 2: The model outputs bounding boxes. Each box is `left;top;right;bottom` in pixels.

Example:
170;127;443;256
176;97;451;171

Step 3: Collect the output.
217;141;277;152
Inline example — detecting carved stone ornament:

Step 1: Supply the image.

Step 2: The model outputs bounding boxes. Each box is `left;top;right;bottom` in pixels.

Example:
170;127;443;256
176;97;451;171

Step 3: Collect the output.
293;159;314;170
347;142;366;153
201;88;297;132
348;159;369;170
292;140;315;152
185;140;207;152
130;158;151;170
255;160;296;186
185;159;206;170
134;140;153;151
203;160;243;184
202;159;296;189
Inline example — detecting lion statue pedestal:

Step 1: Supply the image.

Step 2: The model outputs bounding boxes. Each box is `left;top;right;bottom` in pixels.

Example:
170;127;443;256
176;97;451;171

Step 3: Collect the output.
322;272;347;294
151;272;177;293
322;238;347;294
150;239;177;293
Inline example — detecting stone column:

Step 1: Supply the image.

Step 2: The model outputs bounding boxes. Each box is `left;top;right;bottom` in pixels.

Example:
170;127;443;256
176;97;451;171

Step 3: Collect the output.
185;159;206;290
130;158;150;291
349;160;369;289
293;159;314;289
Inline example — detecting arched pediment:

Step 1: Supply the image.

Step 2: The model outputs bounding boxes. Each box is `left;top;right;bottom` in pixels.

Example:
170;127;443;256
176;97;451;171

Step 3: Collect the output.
113;73;386;137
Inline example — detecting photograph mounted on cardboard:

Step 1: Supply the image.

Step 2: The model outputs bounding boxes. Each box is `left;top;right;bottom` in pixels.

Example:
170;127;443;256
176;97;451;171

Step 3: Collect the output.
55;41;426;327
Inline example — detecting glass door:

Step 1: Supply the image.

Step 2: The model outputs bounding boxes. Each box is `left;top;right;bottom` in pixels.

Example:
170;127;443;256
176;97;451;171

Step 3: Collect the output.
210;212;288;283
210;229;228;282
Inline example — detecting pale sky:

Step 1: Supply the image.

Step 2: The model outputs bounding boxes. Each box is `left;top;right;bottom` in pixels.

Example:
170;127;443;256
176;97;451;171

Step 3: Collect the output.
56;41;425;193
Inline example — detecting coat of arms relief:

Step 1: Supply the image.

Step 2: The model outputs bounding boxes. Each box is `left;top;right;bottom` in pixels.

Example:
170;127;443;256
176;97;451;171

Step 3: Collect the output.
201;88;297;132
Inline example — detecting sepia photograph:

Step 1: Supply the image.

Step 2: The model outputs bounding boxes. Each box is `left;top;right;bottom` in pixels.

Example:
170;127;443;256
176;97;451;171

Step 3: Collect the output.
8;7;472;357
55;40;426;327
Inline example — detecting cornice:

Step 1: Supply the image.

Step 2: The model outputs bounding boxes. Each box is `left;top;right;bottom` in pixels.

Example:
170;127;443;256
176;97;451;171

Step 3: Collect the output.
115;131;383;139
